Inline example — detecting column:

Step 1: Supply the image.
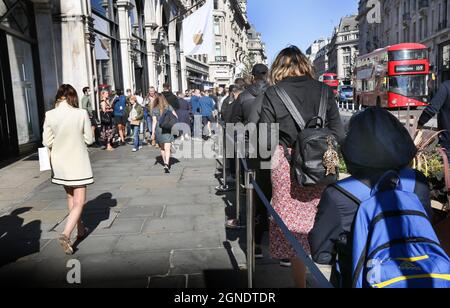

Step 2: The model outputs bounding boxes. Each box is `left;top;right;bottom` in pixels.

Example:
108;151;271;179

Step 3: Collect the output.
168;16;179;92
117;0;134;91
169;41;179;92
180;51;188;92
33;0;59;111
52;0;92;98
144;0;158;88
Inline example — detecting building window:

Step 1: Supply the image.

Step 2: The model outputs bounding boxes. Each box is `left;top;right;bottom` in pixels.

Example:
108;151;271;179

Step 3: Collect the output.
214;18;220;35
0;0;42;148
215;42;222;57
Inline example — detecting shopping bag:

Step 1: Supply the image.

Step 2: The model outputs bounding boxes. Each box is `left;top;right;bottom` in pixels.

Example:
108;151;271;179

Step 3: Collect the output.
38;147;51;172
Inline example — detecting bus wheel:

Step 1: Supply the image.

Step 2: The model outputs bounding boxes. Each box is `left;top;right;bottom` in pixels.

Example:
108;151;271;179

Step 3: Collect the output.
376;97;381;108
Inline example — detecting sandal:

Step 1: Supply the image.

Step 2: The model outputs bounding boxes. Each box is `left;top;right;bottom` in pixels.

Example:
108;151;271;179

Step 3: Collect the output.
58;235;74;255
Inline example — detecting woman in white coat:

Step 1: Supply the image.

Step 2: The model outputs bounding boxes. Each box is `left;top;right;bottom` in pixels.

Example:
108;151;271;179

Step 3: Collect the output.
43;84;95;255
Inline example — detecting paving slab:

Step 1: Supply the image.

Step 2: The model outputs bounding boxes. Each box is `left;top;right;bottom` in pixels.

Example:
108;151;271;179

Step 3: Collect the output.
114;232;223;253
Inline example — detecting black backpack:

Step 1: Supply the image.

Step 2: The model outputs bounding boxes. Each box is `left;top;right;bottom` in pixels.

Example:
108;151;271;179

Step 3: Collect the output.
275;85;339;186
159;109;178;132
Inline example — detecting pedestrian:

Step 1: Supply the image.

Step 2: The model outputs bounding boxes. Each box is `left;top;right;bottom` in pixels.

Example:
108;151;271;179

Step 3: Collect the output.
230;64;271;256
309;108;442;288
113;89;127;145
200;90;216;137
176;92;192;141
152;94;178;173
42;84;94;255
418;80;450;159
125;95;144;152
81;87;97;145
190;89;203;139
259;45;345;288
144;87;157;145
100;90;114;151
162;83;180;110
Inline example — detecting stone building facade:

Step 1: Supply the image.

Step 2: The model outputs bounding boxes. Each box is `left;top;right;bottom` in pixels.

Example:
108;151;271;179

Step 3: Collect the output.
247;25;268;66
209;0;251;87
306;38;330;64
0;0;262;162
327;15;360;83
358;0;450;85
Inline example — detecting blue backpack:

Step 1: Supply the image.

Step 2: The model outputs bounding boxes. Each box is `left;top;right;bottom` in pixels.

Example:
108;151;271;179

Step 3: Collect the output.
334;169;450;288
114;96;126;117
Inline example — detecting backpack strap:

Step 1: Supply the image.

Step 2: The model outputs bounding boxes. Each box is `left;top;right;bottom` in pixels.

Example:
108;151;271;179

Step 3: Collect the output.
275;86;306;130
318;84;328;124
332;177;372;205
398;168;416;193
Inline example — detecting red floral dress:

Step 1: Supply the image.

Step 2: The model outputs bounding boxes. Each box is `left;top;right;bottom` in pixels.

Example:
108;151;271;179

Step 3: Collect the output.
269;145;326;259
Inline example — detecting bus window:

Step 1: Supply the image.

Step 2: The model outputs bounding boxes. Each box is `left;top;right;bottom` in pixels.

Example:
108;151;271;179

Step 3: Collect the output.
389;75;427;97
388;49;427;61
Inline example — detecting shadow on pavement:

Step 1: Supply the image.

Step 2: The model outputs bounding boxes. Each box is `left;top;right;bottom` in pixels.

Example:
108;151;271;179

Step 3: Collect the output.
0;207;42;267
73;193;118;249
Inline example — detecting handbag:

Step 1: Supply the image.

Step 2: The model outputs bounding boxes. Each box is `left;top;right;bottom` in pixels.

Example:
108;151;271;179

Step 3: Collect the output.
101;111;112;125
159;110;178;131
38;147;51;172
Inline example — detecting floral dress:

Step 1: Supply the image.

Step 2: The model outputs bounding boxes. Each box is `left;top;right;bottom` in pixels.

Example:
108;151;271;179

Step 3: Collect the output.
269;146;326;259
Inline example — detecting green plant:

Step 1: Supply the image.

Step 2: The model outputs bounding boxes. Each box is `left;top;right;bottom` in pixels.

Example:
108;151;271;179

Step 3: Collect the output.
339;155;348;174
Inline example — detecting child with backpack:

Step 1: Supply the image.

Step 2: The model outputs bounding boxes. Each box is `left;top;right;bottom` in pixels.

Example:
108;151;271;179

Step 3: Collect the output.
309;108;450;288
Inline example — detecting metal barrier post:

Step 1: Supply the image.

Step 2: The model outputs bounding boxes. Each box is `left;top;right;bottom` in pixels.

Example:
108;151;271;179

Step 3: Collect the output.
216;128;230;192
245;169;256;288
235;148;241;224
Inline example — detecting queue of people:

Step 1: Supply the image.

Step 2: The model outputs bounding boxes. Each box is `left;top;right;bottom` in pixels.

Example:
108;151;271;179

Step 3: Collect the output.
219;45;450;288
42;44;450;288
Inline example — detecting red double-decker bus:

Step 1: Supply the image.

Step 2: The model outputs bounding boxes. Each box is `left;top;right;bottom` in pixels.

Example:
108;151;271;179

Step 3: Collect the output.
319;73;339;94
354;43;429;109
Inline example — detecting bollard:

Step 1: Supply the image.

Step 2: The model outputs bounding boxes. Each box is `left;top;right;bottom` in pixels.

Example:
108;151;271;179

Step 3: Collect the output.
245;169;256;288
216;128;231;192
235;148;241;224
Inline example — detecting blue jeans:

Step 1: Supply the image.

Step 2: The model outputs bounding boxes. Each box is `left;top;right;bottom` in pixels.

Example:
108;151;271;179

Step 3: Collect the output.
132;125;140;150
146;115;153;135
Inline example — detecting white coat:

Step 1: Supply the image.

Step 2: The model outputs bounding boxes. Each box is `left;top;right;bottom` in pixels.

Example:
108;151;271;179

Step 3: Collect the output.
43;100;95;186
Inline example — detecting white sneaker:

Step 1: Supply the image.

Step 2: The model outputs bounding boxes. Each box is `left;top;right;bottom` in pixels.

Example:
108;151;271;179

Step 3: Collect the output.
132;149;137;152
139;146;143;150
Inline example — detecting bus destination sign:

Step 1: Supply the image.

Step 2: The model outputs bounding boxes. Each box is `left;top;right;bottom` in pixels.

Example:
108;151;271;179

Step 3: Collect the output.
395;64;426;73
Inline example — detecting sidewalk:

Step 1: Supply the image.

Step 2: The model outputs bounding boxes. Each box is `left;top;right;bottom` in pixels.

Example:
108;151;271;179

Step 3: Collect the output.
0;143;248;288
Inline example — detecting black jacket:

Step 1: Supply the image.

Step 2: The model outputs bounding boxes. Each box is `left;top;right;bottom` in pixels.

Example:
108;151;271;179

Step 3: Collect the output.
260;76;345;149
220;95;235;124
162;91;180;110
233;80;268;125
419;80;450;146
309;169;432;288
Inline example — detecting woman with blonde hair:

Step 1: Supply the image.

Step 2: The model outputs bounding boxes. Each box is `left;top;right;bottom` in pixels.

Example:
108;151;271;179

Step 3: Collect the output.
151;94;178;173
100;90;114;151
260;46;345;287
43;84;95;255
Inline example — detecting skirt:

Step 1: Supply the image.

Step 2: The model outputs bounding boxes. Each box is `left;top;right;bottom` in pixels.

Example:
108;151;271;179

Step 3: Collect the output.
269;145;326;260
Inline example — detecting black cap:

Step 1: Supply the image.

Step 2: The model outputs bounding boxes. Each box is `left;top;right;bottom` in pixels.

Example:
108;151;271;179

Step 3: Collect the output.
342;108;417;171
252;64;269;76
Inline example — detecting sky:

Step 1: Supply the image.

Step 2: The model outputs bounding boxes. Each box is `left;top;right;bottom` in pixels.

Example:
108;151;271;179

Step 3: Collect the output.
247;0;359;63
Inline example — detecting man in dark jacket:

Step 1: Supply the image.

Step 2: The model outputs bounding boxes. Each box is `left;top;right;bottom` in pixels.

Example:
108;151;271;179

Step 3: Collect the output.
234;64;269;125
162;83;180;110
418;80;450;158
228;64;272;254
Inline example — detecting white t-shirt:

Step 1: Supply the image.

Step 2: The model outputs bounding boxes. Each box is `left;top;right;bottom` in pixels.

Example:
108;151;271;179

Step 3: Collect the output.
136;95;144;107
